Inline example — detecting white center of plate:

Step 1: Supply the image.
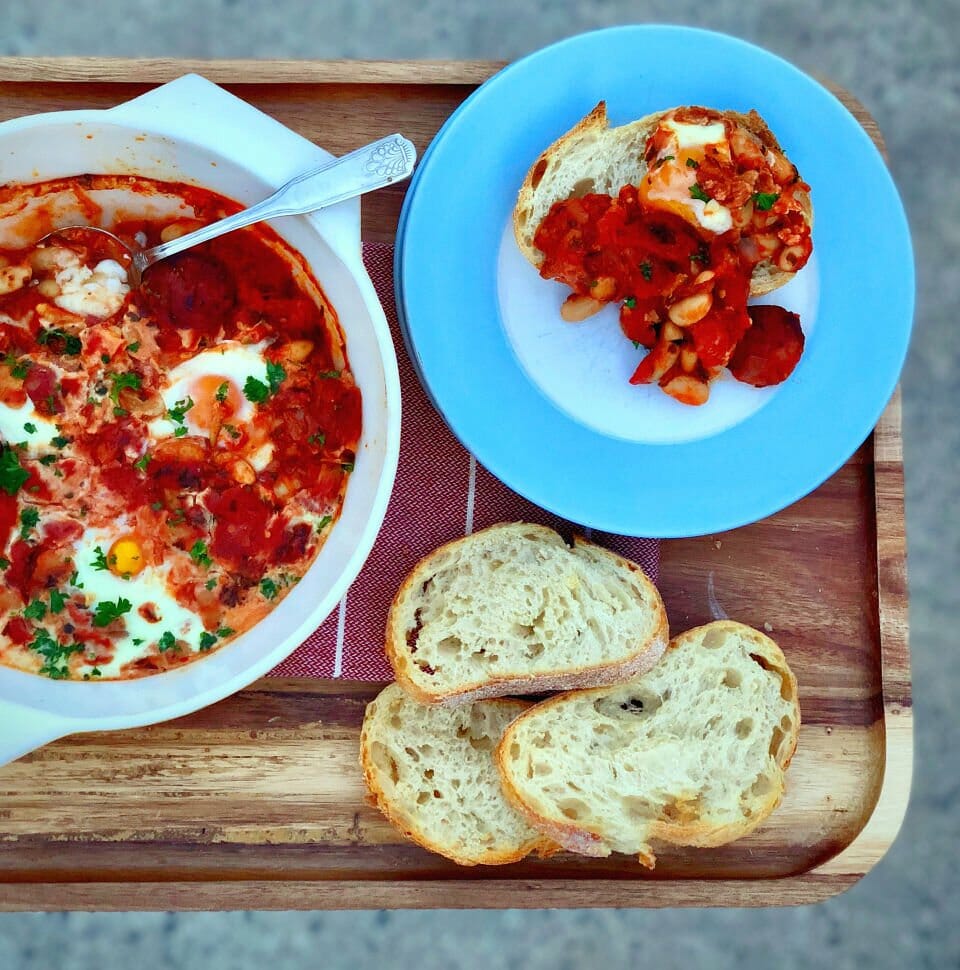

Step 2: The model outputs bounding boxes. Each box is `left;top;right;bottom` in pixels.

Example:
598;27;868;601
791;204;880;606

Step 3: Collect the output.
496;219;819;445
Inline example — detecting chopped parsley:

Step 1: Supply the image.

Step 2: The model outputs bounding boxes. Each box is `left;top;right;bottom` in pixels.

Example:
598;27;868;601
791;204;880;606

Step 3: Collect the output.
113;406;128;418
4;353;30;379
92;597;132;627
243;377;270;403
640;261;653;282
0;557;9;570
28;629;83;679
215;381;230;403
132;638;144;646
38;454;58;466
37;327;82;356
150;501;164;512
100;353;111;365
307;431;326;446
127;341;141;353
689;183;712;203
49;589;68;614
189;539;212;568
316;515;332;531
623;297;637;310
243;361;286;404
266;360;286;394
167;396;194;427
317;369;341;380
198;627;234;652
52;434;70;449
157;631;177;653
23;422;37;434
69;570;84;589
341;461;355;473
23;599;47;621
0;444;30;495
753;191;780;211
19;505;39;539
91;547;109;571
631;340;641;349
260;577;278;600
685;157;700;169
174;426;188;438
205;577;218;591
82;668;102;680
223;424;240;440
108;371;142;404
134;453;152;472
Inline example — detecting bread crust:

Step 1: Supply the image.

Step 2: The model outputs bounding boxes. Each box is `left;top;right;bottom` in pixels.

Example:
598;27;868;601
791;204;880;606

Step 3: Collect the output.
359;686;556;866
495;620;801;866
384;522;669;706
512;102;812;296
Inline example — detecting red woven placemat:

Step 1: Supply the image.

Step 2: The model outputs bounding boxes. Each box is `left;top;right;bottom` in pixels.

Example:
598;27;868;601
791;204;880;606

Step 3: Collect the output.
268;243;660;680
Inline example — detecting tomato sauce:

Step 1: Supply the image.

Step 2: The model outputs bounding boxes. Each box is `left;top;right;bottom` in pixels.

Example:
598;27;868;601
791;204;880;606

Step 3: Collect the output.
0;175;361;680
532;110;812;404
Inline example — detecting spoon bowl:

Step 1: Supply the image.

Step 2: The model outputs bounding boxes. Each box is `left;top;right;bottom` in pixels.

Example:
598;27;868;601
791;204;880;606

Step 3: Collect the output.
40;133;416;286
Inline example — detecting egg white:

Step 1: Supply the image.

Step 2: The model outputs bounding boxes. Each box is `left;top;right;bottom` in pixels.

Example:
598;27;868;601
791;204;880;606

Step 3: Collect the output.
70;519;207;678
148;340;270;439
54;256;130;318
0;398;58;451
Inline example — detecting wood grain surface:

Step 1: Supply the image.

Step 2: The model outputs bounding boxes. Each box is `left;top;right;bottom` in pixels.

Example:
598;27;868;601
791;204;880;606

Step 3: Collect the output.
0;60;911;910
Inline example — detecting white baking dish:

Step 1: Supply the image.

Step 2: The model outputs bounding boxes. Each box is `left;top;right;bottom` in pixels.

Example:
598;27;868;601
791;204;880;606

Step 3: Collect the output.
0;75;401;765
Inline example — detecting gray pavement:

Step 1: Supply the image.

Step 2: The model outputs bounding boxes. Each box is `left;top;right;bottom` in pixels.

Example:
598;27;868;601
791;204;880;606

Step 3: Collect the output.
1;1;957;967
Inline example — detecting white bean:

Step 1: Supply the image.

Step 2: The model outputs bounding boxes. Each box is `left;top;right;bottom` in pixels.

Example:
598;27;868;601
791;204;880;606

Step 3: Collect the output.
668;292;713;327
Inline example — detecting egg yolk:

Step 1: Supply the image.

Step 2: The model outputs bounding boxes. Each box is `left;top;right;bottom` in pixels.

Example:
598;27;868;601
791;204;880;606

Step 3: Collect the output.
188;374;241;432
639;147;709;226
108;536;145;577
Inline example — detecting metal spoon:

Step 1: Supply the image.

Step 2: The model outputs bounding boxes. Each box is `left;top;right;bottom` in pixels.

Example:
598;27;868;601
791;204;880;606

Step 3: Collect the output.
41;133;416;286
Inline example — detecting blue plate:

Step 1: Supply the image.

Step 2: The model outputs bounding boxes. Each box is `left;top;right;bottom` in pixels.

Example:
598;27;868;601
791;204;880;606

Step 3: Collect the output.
396;26;914;538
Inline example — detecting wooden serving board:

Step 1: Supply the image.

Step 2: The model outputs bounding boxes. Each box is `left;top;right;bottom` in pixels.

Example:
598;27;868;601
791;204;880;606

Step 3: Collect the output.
0;59;911;909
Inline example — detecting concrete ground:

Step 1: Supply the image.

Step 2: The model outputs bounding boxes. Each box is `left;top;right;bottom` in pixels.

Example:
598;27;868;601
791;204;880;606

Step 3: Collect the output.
1;1;957;967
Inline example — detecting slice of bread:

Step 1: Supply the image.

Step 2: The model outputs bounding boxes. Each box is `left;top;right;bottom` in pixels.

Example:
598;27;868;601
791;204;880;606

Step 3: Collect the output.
385;522;668;706
513;102;812;297
360;683;555;866
513;102;659;268
496;621;800;867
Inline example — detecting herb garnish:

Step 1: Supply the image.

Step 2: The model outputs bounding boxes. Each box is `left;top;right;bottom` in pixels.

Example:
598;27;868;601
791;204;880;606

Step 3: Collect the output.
753;191;779;211
689;183;712;203
37;327;82;356
158;631;177;652
109;372;142;404
243;361;286;403
0;445;30;495
23;599;47;621
28;628;83;679
189;539;212;568
92;597;132;627
19;506;39;539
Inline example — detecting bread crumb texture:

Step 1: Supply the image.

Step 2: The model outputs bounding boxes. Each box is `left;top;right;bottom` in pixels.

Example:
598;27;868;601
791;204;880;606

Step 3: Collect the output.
499;621;799;862
361;684;548;865
393;524;662;695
